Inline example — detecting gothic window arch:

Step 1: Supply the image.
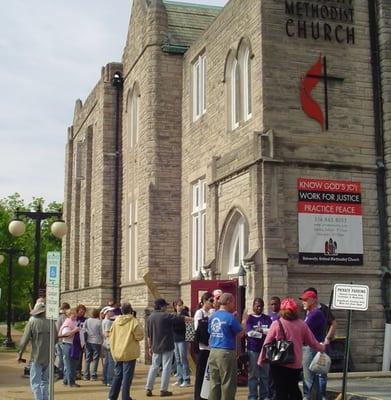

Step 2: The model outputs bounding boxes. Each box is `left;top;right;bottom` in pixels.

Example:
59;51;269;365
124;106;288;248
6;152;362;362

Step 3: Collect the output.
225;39;253;130
126;83;140;148
220;209;249;277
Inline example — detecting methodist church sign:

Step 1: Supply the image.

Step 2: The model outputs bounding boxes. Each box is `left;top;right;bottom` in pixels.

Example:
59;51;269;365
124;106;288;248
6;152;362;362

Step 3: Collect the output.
297;178;363;265
284;0;355;45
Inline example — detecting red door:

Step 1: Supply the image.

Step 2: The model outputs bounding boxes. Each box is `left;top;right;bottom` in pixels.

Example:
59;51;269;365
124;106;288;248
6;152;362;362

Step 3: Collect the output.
190;279;238;315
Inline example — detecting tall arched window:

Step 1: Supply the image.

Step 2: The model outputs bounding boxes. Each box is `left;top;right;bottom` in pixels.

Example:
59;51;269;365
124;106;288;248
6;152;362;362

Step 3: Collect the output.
231;59;240;129
220;209;249;277
225;40;252;130
228;214;248;274
127;83;140;148
243;47;252;120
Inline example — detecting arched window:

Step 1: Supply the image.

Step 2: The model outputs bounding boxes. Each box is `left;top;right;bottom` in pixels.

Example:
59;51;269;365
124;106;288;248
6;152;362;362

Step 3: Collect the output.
228;214;248;274
220;209;249;277
231;59;240;129
243;47;252;120
127;84;140;148
225;40;252;130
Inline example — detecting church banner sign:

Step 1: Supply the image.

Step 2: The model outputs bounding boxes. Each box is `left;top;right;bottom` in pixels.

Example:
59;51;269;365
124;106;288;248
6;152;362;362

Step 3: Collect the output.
298;178;363;265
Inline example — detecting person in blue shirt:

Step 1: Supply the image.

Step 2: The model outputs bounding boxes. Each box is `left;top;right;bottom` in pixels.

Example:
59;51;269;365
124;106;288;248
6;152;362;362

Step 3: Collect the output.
208;292;243;400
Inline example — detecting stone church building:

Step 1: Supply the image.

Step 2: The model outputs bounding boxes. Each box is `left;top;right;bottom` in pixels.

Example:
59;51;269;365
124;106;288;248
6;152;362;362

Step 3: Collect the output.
61;0;391;370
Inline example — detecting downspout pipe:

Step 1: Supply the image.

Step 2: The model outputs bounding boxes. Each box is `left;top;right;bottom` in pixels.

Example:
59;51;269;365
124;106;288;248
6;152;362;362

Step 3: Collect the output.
111;71;123;302
368;0;391;325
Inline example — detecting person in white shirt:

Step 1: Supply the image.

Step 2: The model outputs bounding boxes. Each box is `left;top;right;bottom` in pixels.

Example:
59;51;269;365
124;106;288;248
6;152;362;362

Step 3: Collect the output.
194;292;214;400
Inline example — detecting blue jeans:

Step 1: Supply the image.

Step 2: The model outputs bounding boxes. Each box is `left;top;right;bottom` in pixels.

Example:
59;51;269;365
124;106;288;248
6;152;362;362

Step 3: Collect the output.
146;350;174;392
302;346;327;400
248;351;270;400
84;342;101;379
62;342;77;385
103;347;115;385
174;341;190;384
30;362;49;400
108;360;136;400
56;342;64;376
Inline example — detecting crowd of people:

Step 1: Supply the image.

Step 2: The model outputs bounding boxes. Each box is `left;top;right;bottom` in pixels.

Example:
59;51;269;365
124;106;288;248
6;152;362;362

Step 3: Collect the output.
16;286;336;400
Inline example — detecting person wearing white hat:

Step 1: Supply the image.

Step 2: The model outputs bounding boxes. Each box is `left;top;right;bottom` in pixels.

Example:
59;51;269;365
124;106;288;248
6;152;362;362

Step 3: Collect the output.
102;306;115;386
17;303;53;400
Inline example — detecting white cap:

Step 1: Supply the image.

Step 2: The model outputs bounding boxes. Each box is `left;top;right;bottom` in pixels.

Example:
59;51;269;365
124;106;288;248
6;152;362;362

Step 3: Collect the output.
102;306;115;315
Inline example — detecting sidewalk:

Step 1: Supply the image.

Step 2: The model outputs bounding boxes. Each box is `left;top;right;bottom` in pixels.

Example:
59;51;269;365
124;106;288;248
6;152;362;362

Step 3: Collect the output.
0;350;251;400
1;324;390;400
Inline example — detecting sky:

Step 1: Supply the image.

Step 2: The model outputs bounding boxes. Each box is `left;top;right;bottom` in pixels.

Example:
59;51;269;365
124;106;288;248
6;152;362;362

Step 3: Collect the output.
0;0;228;205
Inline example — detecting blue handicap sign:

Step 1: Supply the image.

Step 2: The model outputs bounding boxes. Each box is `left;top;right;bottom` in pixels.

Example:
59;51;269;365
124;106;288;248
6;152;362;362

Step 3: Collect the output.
50;266;57;278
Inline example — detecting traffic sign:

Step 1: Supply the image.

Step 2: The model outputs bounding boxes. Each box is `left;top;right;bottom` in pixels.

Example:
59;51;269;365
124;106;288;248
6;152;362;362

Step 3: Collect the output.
46;252;61;320
332;283;369;311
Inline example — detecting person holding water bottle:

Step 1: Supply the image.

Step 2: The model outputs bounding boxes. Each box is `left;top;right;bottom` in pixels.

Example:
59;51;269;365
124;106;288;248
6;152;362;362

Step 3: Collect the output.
243;298;272;400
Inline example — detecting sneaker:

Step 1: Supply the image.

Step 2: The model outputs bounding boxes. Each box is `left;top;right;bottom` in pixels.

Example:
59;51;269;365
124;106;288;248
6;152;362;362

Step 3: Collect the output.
82;377;90;381
172;381;181;386
180;381;190;387
160;391;173;397
70;383;81;388
146;389;153;397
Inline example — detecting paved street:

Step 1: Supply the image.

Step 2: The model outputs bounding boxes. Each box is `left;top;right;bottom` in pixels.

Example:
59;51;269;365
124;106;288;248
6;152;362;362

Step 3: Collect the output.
327;372;391;400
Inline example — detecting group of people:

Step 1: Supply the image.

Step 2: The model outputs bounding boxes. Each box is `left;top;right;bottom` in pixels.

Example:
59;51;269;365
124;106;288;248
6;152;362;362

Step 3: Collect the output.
17;298;144;400
16;286;336;400
191;287;336;400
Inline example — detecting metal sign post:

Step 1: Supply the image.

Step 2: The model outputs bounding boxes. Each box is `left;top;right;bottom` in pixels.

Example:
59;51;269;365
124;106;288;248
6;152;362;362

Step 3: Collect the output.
46;251;61;400
332;283;369;400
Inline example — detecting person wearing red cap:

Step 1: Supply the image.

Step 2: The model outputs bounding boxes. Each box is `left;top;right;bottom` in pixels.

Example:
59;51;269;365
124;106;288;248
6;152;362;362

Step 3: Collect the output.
300;290;327;400
258;298;325;400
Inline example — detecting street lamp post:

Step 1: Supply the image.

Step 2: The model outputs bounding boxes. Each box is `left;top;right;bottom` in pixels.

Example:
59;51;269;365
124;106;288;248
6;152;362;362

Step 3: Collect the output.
8;204;66;303
0;248;29;348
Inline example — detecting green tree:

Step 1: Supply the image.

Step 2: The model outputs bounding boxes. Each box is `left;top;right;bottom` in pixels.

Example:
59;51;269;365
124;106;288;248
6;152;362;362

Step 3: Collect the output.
0;193;63;322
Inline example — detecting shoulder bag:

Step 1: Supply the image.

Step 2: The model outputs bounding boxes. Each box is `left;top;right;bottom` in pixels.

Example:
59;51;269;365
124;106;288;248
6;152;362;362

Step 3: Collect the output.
264;319;295;365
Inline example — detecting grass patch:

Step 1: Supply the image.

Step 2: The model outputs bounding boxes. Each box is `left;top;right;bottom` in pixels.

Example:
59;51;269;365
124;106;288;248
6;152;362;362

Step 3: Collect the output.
0;332;18;352
13;321;27;332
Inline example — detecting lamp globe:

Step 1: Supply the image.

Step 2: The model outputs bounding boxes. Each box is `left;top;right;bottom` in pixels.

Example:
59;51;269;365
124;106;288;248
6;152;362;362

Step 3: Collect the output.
8;219;26;237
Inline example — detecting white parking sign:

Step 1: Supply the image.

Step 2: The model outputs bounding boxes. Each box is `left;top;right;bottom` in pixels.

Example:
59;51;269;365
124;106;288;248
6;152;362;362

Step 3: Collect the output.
332;283;369;311
46;252;61;320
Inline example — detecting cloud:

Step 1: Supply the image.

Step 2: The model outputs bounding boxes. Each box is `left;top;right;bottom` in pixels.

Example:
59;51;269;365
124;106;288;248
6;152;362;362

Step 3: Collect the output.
0;0;228;204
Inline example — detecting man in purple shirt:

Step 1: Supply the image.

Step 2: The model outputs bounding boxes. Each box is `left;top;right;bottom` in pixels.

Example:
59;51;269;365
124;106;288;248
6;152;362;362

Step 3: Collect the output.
268;296;281;322
300;290;327;400
243;298;272;400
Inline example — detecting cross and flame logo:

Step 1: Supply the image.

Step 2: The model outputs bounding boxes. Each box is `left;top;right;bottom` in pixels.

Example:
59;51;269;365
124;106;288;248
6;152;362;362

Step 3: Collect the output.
300;55;344;131
300;55;324;130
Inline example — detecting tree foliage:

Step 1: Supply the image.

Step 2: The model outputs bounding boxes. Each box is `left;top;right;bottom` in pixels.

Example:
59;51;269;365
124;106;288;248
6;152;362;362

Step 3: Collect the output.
0;193;63;322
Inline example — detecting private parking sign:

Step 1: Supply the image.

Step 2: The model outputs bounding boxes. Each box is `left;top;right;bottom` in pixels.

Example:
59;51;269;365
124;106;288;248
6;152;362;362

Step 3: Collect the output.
332;283;369;311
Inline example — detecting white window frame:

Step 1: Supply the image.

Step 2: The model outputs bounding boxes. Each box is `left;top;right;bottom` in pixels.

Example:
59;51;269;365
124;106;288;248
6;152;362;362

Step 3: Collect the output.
228;217;248;274
191;178;207;276
193;54;206;121
231;58;240;129
243;48;252;121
